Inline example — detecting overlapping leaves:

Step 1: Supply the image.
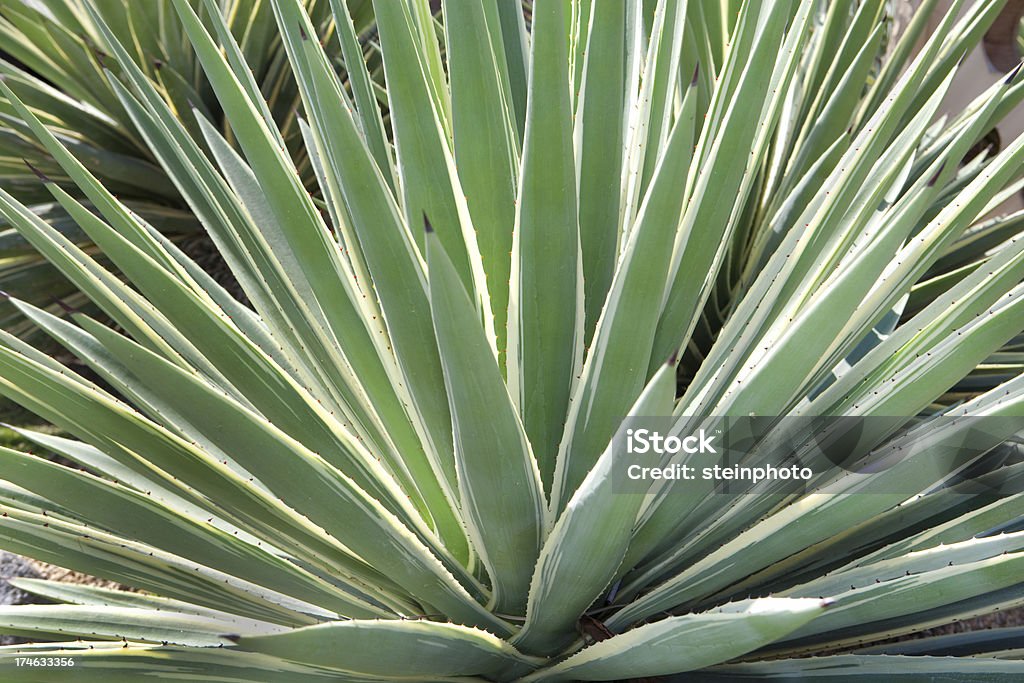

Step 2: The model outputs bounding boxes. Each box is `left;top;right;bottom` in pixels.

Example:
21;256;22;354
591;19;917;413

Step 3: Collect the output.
0;0;1021;680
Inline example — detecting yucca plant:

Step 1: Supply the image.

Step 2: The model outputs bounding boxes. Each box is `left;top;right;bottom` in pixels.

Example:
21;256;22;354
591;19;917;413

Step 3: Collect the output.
0;0;376;341
0;0;1023;679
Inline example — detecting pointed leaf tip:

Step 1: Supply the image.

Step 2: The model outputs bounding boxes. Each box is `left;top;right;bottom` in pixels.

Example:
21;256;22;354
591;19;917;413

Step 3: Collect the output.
0;289;10;300
51;297;77;316
222;634;241;644
298;22;309;41
927;161;947;187
91;47;108;68
152;59;164;70
22;159;51;183
691;64;700;87
423;212;435;235
667;347;681;366
1005;61;1023;84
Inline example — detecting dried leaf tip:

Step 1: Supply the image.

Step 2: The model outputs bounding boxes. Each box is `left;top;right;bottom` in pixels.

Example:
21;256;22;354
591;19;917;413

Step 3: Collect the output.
423;212;435;235
22;159;51;183
690;63;700;87
152;59;164;70
298;22;309;41
667;347;680;366
1006;61;1023;85
91;47;108;67
222;634;241;644
927;161;946;187
185;94;207;114
51;297;77;315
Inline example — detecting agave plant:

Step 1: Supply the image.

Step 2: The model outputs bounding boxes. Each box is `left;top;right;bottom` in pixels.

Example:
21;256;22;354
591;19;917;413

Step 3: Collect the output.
0;0;376;342
0;0;1023;679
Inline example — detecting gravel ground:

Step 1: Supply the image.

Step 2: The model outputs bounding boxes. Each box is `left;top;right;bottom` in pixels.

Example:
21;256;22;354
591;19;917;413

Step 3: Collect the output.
0;552;132;645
